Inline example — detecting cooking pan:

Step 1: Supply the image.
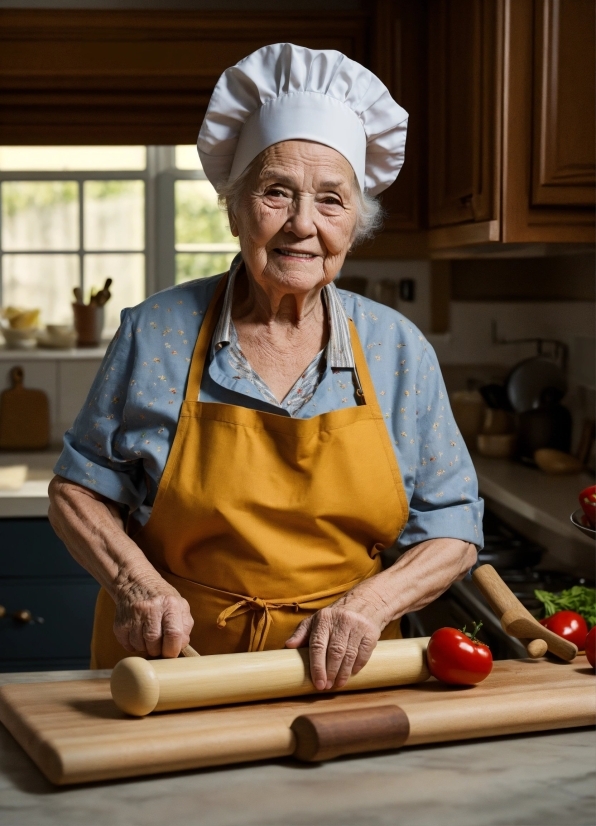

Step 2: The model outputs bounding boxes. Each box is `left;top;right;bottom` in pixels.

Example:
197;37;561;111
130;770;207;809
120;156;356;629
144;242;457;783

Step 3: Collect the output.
506;357;567;414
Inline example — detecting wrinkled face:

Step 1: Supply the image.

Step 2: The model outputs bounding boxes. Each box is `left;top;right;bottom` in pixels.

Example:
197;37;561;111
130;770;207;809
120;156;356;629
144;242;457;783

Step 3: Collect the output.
229;140;358;294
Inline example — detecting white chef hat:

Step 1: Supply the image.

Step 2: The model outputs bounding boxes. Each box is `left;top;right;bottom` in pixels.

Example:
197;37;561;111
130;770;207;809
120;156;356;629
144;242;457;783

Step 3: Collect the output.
198;43;408;196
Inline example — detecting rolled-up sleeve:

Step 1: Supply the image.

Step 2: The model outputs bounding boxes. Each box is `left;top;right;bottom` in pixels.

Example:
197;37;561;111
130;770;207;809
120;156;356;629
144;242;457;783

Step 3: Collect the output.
53;309;146;510
398;347;484;550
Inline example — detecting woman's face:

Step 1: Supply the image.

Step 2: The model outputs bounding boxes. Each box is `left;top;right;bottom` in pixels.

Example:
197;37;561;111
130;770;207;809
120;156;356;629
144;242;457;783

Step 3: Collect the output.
229;140;359;295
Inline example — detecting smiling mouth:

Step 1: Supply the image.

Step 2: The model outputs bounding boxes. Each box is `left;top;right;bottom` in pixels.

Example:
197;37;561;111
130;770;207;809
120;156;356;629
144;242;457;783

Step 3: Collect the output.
274;248;317;259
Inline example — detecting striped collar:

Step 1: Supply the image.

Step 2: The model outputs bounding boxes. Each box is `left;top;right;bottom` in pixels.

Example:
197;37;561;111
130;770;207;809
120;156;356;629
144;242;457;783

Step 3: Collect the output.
212;255;355;369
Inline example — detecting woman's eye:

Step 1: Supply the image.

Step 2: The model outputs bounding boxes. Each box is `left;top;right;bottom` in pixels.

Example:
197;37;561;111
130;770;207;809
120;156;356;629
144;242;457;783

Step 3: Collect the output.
321;197;342;206
266;188;286;198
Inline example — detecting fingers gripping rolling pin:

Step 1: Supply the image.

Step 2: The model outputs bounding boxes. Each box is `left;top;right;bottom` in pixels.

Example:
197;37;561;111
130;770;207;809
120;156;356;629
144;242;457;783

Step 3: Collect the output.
110;638;430;717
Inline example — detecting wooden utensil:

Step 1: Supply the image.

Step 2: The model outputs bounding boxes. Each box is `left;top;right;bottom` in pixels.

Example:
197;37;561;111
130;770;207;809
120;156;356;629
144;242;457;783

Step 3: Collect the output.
110;638;430;716
1;656;592;785
93;278;112;308
181;645;200;657
291;704;410;762
472;564;577;661
0;367;50;450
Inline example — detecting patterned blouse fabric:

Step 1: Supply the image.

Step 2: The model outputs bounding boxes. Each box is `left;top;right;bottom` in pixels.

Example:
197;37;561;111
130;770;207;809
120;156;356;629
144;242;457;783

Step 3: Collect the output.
212;263;329;414
55;259;484;548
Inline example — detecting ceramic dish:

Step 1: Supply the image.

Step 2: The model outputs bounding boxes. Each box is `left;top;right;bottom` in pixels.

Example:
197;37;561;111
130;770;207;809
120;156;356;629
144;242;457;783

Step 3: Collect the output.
0;325;38;349
570;508;596;539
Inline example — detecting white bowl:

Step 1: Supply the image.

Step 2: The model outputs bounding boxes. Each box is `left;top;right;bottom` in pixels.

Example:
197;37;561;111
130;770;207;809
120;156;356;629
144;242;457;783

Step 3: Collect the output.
0;325;38;349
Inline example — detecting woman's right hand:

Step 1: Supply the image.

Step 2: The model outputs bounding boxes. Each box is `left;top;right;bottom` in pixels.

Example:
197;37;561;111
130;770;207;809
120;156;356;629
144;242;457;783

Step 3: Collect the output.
113;578;194;658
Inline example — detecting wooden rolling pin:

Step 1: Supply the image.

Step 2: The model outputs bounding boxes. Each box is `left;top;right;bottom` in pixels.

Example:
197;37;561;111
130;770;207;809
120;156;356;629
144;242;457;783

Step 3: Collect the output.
111;638;430;717
472;564;577;661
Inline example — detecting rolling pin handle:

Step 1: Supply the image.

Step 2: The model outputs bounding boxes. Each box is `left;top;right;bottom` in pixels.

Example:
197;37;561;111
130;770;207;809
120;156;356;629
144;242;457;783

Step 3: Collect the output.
524;639;548;659
291;705;410;762
111;657;160;717
180;645;200;657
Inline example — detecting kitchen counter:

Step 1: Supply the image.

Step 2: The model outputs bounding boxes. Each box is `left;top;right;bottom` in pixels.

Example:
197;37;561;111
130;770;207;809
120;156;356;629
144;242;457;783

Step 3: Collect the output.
0;453;59;518
0;670;593;826
473;453;594;549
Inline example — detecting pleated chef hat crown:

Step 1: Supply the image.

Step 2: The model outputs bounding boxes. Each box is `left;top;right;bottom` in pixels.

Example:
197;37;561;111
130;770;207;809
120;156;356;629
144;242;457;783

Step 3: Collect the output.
198;43;408;196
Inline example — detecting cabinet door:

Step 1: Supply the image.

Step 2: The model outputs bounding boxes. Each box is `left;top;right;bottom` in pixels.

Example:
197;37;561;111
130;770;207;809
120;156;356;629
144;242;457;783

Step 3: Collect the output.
531;0;595;207
428;0;500;227
370;0;427;234
0;579;100;670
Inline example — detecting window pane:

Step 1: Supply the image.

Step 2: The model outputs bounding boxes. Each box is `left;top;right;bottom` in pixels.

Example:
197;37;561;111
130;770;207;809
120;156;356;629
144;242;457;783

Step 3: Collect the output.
2;254;79;325
175;180;237;247
0;146;146;171
175;145;202;170
2;181;79;251
84;180;144;251
176;252;236;284
85;253;145;332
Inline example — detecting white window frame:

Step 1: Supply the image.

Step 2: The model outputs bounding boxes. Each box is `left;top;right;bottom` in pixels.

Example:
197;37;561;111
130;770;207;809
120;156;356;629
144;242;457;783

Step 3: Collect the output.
0;145;238;311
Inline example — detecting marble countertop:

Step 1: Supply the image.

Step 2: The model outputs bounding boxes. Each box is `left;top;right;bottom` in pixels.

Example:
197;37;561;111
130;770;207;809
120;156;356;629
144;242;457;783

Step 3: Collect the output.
473;453;594;548
0;670;593;826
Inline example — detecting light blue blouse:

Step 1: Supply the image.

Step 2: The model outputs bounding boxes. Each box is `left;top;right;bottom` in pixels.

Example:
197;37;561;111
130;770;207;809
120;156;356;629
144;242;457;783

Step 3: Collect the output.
55;264;484;549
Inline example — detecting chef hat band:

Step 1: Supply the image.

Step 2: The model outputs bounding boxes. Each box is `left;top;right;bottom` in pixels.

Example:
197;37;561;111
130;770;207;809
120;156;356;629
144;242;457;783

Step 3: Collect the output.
198;43;408;196
229;92;367;189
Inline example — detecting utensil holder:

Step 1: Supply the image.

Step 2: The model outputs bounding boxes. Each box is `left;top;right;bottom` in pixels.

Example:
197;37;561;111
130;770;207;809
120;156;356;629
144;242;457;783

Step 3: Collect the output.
72;303;104;348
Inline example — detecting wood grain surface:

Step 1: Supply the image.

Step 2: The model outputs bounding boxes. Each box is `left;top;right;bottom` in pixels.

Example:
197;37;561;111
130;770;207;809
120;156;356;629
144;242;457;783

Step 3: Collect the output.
0;656;593;785
291;705;410;762
0;367;50;451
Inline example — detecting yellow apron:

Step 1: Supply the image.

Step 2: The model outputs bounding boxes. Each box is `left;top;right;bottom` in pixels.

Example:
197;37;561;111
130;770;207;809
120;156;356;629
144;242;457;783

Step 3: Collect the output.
91;275;409;667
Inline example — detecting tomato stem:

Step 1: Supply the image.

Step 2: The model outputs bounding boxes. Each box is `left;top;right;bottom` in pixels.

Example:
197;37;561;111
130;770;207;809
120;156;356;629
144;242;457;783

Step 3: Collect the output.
461;621;483;643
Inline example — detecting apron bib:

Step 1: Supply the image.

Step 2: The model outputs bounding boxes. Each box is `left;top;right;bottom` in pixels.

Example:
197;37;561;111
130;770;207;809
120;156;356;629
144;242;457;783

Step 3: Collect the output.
91;275;409;667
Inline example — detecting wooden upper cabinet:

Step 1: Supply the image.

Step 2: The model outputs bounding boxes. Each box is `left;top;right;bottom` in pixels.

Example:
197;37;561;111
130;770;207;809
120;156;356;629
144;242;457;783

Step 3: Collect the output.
502;0;595;243
531;0;595;208
427;0;500;229
370;0;427;235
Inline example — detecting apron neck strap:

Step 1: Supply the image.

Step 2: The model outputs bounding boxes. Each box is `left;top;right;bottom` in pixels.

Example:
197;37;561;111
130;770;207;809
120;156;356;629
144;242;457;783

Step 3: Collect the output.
186;274;229;402
347;318;383;414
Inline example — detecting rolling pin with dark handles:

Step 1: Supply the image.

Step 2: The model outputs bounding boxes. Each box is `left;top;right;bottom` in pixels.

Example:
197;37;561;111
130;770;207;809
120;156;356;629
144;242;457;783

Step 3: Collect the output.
472;564;577;661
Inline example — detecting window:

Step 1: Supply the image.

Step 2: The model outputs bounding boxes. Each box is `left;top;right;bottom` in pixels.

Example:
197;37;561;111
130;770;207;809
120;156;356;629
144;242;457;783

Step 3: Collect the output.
0;146;239;335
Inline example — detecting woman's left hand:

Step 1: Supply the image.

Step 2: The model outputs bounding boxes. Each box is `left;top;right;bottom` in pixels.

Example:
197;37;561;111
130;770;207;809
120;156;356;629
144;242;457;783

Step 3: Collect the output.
285;579;390;691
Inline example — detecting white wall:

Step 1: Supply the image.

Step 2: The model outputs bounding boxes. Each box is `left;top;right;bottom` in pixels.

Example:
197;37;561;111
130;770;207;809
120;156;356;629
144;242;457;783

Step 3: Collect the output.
340;259;432;333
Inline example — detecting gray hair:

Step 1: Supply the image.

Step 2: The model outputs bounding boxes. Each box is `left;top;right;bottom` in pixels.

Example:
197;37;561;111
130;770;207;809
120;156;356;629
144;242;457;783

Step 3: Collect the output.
218;157;384;248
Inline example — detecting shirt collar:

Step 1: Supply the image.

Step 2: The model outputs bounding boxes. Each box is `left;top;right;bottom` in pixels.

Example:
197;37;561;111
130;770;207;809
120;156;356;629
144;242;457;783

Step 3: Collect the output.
212;254;355;369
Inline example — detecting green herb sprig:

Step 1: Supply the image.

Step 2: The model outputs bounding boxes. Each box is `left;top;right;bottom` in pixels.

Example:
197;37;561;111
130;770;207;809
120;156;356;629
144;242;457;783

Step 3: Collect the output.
534;586;596;628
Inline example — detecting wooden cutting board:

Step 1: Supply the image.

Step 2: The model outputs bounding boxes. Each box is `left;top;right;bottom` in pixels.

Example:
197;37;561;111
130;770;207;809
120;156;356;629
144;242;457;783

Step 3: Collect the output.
0;366;50;450
0;657;593;785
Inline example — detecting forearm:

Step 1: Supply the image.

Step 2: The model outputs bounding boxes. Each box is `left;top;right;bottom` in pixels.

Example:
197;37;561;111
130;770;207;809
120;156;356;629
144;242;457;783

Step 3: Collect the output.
360;538;477;627
48;475;164;602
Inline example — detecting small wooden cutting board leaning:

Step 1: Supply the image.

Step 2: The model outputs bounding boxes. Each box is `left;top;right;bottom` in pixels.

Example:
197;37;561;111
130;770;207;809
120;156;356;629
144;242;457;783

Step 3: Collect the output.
0;366;50;450
0;656;593;785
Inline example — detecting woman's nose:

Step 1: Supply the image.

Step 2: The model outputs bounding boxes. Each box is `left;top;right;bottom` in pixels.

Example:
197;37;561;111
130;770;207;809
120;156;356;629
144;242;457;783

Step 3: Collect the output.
284;197;317;237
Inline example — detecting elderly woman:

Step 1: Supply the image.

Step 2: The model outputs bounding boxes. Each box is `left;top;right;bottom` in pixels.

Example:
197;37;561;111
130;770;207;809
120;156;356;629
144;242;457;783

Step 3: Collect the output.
49;44;482;691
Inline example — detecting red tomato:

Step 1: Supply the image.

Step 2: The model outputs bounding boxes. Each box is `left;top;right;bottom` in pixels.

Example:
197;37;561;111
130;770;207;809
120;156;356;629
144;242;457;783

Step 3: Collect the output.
427;624;493;686
579;485;596;527
540;611;588;649
585;627;596;669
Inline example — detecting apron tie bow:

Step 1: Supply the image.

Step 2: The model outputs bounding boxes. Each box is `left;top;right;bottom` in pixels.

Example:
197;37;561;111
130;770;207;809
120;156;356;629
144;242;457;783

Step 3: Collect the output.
216;597;290;652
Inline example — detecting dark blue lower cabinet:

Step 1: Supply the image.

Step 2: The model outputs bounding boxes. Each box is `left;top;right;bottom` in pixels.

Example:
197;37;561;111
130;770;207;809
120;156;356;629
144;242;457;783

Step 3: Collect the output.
0;519;100;672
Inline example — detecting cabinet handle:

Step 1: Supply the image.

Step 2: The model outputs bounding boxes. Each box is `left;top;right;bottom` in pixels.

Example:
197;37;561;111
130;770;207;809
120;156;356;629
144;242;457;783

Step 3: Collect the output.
13;609;33;624
459;194;478;220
